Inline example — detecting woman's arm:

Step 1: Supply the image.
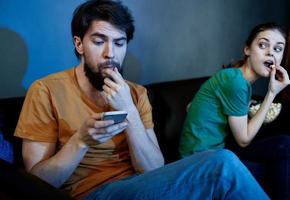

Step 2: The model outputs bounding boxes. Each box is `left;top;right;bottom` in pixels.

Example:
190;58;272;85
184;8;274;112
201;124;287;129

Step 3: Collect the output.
229;91;275;147
229;66;290;147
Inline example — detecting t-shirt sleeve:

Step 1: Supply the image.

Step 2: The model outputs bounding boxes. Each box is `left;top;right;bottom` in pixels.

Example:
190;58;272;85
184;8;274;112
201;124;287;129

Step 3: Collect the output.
14;80;58;142
217;78;250;116
133;86;154;129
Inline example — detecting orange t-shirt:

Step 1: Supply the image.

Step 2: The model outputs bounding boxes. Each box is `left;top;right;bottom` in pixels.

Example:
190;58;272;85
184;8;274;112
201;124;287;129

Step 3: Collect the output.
14;67;154;199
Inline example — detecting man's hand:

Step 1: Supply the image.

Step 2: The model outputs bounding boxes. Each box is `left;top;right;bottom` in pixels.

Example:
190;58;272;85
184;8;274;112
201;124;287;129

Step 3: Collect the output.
78;112;128;146
102;67;135;111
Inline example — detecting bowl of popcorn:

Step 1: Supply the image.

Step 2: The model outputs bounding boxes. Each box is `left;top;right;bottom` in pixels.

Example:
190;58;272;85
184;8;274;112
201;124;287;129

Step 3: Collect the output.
249;102;282;123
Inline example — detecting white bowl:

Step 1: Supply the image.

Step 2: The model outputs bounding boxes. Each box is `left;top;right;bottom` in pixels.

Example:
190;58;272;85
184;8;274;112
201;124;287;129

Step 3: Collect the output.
249;102;282;123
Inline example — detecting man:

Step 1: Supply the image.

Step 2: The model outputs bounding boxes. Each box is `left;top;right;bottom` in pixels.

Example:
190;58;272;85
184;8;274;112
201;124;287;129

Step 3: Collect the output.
15;0;269;199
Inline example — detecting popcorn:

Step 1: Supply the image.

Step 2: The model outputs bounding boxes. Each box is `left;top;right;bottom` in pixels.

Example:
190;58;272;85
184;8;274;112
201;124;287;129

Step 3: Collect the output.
249;102;282;123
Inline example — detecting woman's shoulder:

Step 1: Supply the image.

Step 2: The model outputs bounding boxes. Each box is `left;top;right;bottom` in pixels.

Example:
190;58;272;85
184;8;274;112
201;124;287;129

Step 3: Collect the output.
218;67;240;76
211;68;249;89
216;68;244;82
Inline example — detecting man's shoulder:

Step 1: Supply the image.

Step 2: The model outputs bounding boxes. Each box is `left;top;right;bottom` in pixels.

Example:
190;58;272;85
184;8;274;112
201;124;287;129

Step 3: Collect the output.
126;80;146;92
28;67;75;92
39;68;74;83
125;80;148;101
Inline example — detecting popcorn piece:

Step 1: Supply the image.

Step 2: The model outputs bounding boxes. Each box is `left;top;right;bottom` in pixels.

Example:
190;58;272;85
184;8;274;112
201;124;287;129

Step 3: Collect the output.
249;102;282;123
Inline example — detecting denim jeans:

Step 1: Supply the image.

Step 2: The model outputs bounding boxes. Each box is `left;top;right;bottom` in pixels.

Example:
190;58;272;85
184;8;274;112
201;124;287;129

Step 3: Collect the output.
227;135;290;200
85;149;269;200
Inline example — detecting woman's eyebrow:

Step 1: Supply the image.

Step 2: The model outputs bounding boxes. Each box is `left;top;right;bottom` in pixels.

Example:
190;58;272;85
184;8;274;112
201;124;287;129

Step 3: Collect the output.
258;37;269;42
258;37;285;45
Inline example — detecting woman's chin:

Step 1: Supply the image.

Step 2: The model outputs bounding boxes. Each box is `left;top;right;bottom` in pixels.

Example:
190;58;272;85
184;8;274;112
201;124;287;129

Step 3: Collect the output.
260;68;271;77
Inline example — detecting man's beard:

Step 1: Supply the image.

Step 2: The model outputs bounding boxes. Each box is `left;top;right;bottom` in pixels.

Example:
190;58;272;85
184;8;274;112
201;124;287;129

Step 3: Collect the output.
84;60;123;91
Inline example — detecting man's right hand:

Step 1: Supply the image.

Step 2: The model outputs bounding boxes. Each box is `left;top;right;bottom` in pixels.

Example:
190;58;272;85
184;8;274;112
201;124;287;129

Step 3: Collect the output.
78;112;128;146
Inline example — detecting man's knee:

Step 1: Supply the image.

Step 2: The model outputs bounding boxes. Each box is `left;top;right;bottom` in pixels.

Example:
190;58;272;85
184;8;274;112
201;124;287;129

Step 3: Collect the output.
212;149;243;168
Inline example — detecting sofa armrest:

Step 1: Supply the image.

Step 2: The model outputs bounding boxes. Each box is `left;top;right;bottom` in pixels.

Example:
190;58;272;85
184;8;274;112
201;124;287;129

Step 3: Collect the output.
0;159;73;200
0;97;25;167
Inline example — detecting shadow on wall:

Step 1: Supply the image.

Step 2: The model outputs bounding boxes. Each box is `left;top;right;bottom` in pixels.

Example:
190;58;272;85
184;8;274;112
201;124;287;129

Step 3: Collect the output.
0;28;28;98
123;51;144;84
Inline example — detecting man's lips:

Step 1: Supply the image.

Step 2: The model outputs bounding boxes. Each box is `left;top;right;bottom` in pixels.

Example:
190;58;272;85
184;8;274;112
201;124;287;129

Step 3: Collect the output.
98;61;120;70
100;66;116;72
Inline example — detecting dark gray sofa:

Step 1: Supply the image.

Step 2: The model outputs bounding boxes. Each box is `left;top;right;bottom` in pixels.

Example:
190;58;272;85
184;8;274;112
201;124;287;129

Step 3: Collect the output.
1;76;290;199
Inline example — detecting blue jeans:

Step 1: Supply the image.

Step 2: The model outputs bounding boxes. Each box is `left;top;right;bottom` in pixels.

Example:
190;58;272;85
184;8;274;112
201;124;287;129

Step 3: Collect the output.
85;149;269;200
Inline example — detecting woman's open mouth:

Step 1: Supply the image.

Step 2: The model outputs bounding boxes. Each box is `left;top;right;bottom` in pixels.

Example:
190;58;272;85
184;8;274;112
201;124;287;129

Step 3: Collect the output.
263;60;274;69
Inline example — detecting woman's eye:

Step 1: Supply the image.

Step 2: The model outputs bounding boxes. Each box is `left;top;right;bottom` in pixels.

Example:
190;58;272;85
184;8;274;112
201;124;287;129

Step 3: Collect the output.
258;42;268;49
274;46;283;53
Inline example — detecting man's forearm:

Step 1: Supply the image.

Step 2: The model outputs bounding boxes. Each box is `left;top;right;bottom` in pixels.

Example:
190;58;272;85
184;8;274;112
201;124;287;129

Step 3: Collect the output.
125;106;164;172
30;135;88;187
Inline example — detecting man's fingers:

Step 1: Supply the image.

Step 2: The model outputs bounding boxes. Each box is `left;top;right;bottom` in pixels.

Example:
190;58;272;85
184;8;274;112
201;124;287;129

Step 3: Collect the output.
110;125;127;136
90;122;128;142
89;118;114;128
103;68;123;84
95;122;128;134
104;77;119;89
103;84;117;97
90;112;103;120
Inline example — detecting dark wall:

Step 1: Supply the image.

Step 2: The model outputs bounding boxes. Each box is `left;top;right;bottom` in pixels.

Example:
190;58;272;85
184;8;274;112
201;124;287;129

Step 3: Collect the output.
0;0;289;98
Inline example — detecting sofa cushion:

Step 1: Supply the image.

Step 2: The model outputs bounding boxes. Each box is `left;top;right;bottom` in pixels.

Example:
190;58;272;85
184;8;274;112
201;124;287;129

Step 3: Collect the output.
0;159;73;199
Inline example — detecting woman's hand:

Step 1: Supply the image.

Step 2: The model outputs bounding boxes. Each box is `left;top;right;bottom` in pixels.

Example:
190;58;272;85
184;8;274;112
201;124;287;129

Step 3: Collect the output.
268;65;290;96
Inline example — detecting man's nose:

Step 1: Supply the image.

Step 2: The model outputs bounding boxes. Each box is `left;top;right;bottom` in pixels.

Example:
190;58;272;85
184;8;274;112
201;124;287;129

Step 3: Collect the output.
103;43;115;59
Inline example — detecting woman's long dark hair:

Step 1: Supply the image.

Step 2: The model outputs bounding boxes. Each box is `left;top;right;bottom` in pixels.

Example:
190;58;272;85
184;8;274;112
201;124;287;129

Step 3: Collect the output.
224;22;287;68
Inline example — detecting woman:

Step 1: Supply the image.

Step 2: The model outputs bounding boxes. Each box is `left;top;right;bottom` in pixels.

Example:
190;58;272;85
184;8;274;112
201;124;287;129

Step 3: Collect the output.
179;22;290;199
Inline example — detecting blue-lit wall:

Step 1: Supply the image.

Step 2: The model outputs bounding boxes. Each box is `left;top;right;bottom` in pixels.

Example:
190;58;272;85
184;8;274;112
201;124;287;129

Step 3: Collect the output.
0;0;289;98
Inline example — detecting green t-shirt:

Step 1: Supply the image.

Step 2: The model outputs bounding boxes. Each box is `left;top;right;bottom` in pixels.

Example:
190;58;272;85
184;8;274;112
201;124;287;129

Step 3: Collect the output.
179;68;251;157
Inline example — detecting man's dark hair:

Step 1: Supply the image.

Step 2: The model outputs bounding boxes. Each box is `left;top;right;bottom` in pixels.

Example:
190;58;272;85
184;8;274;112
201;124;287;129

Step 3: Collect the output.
71;0;135;58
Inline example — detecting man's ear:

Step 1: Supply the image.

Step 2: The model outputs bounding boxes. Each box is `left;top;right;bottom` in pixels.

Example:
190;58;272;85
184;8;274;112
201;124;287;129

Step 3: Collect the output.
244;46;250;56
74;36;83;55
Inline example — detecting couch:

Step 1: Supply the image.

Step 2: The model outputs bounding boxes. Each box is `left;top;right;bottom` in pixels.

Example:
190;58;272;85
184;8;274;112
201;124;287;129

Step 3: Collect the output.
0;76;289;199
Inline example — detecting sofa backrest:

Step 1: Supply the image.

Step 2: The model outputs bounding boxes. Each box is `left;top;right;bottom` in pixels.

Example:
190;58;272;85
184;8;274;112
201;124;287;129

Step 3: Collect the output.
146;77;209;163
2;77;289;166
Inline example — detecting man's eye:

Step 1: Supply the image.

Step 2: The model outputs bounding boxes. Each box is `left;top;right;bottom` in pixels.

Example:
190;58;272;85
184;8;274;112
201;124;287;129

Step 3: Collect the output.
93;41;104;45
274;46;283;53
258;42;268;49
115;42;124;47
